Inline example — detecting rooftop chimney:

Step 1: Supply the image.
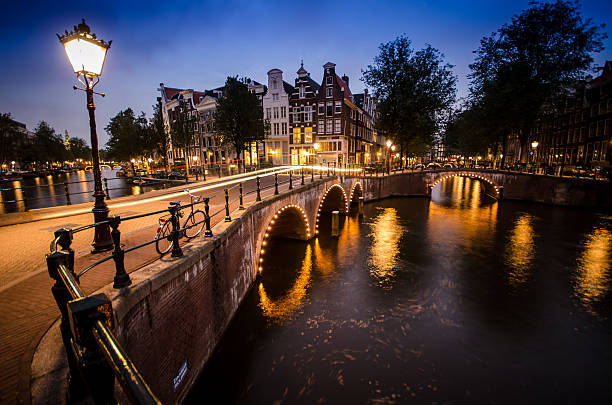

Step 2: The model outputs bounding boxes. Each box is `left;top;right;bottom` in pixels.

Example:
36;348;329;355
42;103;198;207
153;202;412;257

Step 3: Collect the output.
342;74;350;89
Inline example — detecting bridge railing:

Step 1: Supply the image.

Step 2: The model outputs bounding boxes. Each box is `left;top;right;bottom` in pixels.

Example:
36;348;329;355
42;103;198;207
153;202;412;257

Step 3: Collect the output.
44;165;339;402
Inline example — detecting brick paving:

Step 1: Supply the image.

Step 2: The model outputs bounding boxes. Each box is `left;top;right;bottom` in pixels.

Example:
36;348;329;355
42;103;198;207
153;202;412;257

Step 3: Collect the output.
0;171;290;405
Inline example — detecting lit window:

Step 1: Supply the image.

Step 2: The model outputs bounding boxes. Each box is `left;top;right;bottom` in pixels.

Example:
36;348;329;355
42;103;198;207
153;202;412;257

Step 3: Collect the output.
304;127;313;143
292;127;301;143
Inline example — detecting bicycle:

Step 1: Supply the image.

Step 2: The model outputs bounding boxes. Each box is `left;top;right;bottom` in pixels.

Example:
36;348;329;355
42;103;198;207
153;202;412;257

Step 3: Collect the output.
155;190;206;255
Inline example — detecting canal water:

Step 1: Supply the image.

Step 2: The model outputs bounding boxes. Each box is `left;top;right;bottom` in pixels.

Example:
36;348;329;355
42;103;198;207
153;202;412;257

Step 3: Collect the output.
0;169;168;214
187;176;612;404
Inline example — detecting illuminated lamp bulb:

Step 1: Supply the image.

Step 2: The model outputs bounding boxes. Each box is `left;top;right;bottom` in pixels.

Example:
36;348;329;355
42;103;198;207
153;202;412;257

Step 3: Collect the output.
261;249;265;254
260;258;263;262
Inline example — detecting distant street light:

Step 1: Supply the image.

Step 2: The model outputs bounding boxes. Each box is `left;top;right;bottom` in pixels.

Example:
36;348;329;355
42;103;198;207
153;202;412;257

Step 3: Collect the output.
58;19;113;252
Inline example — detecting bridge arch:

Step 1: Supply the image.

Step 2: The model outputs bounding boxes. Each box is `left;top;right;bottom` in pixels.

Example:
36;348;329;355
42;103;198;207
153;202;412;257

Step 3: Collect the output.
349;181;362;205
315;184;348;235
257;203;311;273
429;172;501;198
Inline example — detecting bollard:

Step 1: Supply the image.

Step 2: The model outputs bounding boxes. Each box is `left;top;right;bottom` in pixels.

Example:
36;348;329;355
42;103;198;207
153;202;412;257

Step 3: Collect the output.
327;163;330;177
203;198;212;237
289;170;293;190
274;173;279;195
218;164;222;178
256;176;261;201
224;188;231;222
311;168;314;183
331;210;340;237
109;216;131;288
427;185;433;199
301;168;305;185
64;183;72;205
103;178;110;200
239;183;245;210
169;203;183;257
23;195;29;212
358;196;364;217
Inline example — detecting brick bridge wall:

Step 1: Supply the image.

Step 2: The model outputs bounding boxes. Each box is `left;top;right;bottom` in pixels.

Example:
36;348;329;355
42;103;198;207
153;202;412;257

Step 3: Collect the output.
94;171;609;403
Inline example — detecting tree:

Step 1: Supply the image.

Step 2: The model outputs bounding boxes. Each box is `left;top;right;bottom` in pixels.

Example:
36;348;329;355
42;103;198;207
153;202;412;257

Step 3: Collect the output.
0;113;22;172
469;0;606;163
215;76;268;168
29;121;69;167
105;108;147;174
169;99;196;176
362;35;457;157
148;100;169;171
67;137;92;161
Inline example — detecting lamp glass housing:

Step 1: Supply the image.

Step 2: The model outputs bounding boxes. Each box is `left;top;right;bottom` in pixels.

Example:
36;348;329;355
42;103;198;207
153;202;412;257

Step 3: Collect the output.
63;36;108;77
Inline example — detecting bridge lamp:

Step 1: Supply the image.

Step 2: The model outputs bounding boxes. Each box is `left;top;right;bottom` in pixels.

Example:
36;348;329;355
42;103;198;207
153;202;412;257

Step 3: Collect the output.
391;145;396;152
58;19;112;252
531;141;539;149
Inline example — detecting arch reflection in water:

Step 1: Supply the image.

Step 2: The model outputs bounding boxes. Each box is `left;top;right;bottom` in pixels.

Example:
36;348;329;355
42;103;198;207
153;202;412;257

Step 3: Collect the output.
368;207;404;288
574;220;612;313
505;213;536;289
258;243;313;323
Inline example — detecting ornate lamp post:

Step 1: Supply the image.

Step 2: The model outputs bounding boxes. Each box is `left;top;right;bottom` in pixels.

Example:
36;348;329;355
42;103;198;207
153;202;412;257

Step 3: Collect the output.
531;140;539;173
58;19;113;252
313;143;320;165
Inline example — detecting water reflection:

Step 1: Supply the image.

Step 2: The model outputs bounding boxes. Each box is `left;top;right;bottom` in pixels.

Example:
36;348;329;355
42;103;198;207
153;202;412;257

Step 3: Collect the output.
575;220;612;313
258;244;313;323
505;213;536;288
368;207;403;288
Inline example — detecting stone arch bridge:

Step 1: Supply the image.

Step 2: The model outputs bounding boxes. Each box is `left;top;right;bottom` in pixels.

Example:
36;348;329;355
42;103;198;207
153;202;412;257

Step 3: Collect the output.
66;169;610;403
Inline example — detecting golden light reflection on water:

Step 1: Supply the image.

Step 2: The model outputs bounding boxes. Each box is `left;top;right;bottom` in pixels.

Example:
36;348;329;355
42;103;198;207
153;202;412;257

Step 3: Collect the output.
258;244;312;322
505;214;535;288
369;208;403;288
575;224;612;311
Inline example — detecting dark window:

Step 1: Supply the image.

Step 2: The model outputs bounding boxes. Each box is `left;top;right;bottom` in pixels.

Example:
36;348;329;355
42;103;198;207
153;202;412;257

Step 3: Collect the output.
326;105;333;117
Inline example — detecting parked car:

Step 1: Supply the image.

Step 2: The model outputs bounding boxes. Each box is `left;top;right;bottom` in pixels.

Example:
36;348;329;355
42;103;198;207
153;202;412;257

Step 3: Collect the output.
168;171;185;180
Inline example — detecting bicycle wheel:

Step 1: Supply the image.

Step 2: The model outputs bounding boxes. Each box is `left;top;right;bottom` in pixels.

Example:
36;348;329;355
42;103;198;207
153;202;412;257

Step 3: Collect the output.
184;210;206;239
155;220;173;255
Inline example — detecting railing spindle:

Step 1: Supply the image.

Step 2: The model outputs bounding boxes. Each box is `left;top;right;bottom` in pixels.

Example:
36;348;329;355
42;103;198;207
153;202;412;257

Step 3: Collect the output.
109;216;131;288
224;188;231;222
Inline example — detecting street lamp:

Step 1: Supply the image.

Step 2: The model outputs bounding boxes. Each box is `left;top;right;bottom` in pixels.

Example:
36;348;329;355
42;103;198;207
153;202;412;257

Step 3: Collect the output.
58;19;113;252
313;143;320;165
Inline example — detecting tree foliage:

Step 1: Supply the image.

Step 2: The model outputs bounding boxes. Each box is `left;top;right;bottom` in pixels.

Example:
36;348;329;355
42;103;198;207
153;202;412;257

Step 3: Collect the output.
149;100;168;169
469;0;606;162
67;137;91;160
105;108;148;169
25;121;69;166
215;77;268;164
362;35;456;155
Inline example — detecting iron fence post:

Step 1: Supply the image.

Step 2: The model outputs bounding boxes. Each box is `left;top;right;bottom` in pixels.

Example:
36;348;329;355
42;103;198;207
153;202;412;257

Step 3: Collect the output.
64;183;72;205
274;173;279;195
103;178;110;200
239;182;245;210
47;229;86;401
224;188;231;222
203;197;212;237
256;176;261;201
311;168;314;183
289;170;293;190
109;216;131;289
169;203;183;257
67;294;116;405
301;168;305;185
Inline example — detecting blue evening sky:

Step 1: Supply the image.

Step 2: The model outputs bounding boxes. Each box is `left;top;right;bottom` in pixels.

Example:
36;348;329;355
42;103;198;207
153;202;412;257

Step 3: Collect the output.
1;0;610;145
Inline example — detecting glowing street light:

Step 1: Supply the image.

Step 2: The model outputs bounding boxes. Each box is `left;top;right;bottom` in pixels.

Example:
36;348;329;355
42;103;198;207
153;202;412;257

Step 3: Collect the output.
531;141;539;149
58;19;112;252
386;140;392;148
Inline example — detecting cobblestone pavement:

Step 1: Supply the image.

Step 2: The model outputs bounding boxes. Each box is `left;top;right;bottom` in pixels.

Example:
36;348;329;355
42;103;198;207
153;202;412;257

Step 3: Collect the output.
0;170;295;405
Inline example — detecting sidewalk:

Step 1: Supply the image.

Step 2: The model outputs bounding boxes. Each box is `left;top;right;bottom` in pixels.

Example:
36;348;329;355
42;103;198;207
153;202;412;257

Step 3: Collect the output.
0;169;286;405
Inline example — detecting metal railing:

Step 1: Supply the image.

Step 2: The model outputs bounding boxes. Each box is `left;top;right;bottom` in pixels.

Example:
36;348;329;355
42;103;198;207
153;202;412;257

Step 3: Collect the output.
45;166;335;403
0;176;180;212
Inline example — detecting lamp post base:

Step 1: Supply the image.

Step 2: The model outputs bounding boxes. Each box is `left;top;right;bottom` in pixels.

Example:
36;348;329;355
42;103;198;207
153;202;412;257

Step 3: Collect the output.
91;196;113;253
